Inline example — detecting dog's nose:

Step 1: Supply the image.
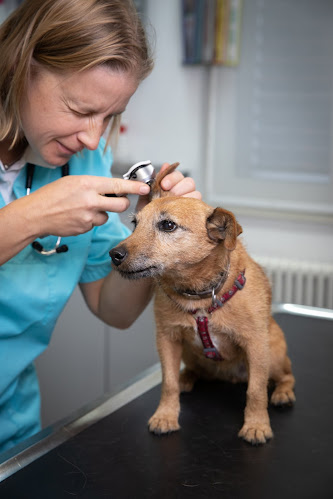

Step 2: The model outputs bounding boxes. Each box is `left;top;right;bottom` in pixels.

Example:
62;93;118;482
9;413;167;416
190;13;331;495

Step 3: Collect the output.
109;245;128;266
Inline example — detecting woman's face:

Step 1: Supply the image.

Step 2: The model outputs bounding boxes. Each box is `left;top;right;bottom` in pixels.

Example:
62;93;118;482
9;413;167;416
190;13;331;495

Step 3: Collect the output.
20;64;139;166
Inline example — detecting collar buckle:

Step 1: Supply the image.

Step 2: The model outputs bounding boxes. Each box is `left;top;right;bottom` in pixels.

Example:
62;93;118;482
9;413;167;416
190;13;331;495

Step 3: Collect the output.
211;286;223;309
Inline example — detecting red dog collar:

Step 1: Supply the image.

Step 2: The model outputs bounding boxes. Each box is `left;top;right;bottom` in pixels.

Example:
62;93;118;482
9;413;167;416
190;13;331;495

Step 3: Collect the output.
190;271;246;361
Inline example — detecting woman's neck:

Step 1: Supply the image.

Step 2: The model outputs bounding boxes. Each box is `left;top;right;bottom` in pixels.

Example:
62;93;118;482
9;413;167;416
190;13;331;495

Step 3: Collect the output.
0;138;27;167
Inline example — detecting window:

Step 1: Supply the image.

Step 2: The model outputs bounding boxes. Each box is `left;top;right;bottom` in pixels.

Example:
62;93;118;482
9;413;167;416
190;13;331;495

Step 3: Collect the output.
206;0;333;219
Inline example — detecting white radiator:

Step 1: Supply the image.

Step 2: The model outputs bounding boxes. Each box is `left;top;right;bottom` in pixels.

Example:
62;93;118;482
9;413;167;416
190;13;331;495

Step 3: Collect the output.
254;256;333;309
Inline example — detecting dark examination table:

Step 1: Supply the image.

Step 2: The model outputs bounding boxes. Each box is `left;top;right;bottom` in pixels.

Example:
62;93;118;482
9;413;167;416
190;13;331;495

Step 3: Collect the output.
0;304;332;498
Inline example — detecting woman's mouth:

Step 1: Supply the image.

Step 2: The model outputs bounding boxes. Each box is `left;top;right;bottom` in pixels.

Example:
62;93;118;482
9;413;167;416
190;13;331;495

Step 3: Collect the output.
56;141;79;155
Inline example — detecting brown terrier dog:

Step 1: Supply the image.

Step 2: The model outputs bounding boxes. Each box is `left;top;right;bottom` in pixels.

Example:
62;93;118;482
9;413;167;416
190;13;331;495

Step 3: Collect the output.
110;163;295;445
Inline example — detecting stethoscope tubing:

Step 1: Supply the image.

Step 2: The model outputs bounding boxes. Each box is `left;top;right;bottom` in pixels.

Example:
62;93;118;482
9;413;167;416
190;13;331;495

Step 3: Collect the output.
26;163;69;255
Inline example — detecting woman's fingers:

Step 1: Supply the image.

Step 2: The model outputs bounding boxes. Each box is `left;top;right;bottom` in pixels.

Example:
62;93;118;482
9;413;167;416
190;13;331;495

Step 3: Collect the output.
159;165;200;198
98;176;150;197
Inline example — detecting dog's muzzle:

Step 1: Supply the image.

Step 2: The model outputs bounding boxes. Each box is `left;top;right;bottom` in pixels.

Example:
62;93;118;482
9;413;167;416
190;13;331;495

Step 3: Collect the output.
109;245;128;266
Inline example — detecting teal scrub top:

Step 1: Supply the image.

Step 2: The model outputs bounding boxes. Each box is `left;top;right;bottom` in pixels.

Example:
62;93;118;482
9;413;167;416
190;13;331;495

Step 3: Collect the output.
0;138;131;452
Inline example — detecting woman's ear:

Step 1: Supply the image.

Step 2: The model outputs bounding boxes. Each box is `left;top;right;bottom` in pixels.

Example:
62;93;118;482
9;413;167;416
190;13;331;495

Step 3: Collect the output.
149;162;180;200
206;207;243;250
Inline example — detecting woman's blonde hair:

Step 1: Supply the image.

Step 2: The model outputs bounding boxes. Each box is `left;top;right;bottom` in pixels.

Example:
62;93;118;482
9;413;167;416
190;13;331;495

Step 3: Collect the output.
0;0;154;147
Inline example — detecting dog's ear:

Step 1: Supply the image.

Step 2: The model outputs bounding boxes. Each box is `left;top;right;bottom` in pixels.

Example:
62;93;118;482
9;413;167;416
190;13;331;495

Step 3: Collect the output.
149;162;180;200
206;208;243;250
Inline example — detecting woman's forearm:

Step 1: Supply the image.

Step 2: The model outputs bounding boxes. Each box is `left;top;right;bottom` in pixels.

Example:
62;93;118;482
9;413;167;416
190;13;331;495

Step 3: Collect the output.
0;197;40;265
99;270;154;328
80;270;155;329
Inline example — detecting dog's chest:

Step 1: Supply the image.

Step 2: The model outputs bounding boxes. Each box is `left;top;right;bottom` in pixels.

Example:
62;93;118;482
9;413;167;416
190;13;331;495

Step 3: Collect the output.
187;314;238;360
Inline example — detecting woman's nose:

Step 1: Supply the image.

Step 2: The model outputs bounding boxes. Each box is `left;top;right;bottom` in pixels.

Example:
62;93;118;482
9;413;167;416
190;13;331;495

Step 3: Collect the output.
77;120;104;150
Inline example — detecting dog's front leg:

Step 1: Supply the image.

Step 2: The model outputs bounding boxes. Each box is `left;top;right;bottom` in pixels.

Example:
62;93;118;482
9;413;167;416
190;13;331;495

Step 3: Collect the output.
238;337;273;445
148;329;183;435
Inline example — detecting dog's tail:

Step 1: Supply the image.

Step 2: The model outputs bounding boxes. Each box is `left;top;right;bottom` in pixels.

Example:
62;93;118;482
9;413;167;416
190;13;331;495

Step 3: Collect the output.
150;162;180;200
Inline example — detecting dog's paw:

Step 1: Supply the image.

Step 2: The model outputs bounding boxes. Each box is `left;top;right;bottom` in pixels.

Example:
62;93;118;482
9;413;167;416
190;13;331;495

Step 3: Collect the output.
270;388;296;406
179;369;197;393
148;411;180;435
238;423;273;445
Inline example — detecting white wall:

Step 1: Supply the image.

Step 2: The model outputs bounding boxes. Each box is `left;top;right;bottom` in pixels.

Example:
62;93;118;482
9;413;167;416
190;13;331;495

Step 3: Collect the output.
120;0;207;182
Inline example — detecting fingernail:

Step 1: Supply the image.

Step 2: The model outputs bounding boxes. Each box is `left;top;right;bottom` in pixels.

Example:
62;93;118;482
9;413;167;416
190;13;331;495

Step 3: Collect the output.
139;184;150;195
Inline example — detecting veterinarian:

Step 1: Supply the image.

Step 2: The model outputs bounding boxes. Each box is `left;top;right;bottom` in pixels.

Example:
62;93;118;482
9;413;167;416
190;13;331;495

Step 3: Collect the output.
0;0;201;453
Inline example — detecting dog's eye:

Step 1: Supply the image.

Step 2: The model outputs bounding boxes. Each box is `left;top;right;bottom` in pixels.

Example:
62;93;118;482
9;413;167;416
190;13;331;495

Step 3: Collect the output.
158;220;177;232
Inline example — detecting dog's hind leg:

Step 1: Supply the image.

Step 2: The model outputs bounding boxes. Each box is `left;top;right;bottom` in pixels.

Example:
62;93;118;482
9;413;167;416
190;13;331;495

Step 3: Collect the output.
268;318;296;406
179;368;198;393
270;355;296;406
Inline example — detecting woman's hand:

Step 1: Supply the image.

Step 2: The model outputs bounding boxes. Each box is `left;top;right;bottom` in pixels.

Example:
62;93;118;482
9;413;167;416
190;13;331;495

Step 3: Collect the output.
135;162;201;212
29;174;150;237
